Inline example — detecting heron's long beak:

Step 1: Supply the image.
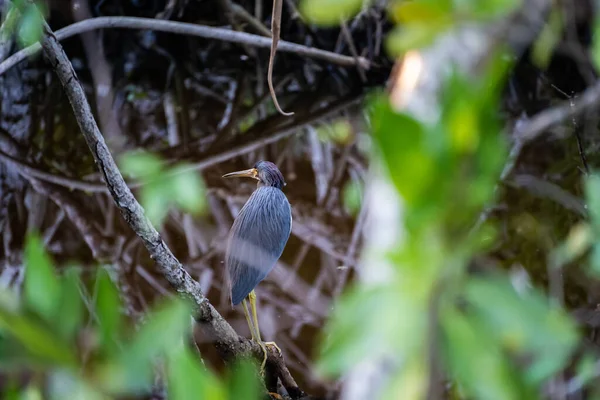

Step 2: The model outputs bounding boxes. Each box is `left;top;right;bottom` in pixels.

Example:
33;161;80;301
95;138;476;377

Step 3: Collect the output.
222;168;259;180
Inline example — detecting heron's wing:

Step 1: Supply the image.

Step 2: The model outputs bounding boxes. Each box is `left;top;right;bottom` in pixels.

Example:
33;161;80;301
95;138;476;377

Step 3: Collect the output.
226;187;292;305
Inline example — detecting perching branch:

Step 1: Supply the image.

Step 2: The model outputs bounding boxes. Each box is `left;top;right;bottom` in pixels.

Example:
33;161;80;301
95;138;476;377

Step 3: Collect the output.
0;16;369;77
32;13;308;400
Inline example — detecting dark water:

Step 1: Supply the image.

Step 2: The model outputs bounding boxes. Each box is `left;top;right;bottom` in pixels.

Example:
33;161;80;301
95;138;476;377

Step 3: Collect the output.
0;1;391;397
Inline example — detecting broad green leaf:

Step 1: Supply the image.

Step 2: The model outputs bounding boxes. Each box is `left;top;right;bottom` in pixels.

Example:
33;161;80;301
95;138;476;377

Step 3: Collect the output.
390;1;451;23
54;268;84;341
226;359;261;400
24;234;60;322
103;299;192;393
16;4;43;48
466;277;578;384
447;99;479;153
455;0;521;18
386;23;450;56
0;308;75;366
371;96;435;206
49;371;105;400
95;269;122;352
119;151;163;179
170;165;207;215
141;180;171;226
442;309;523;400
317;284;421;375
299;0;364;26
168;346;226;400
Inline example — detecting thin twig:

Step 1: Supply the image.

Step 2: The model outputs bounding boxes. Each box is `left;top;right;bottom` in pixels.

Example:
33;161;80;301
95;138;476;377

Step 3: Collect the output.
0;16;369;77
516;78;600;144
268;0;293;116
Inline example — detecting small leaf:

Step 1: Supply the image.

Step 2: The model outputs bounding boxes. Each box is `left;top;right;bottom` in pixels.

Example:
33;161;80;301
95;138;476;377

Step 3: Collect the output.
119;151;163;179
169;165;206;215
168;346;226;400
1;5;21;40
371;96;435;206
390;1;451;24
103;299;192;393
317;284;413;376
54;268;84;341
95;269;122;352
342;180;362;216
447;100;479;153
585;172;600;230
466;277;578;384
24;234;61;321
0;308;76;366
16;4;43;48
442;309;524;400
386;22;451;56
299;0;364;26
141;180;171;226
227;359;261;400
531;8;562;69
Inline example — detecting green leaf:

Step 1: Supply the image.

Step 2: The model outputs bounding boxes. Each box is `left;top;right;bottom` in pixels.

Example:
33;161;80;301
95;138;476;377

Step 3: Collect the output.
95;269;122;352
594;18;600;72
465;277;578;384
169;165;207;215
54;268;84;341
317;284;418;376
103;299;192;393
141;180;171;226
371;96;435;206
16;4;43;48
455;0;521;18
1;4;21;40
531;8;562;69
168;346;226;400
386;22;450;56
299;0;364;26
119;151;163;179
389;1;451;23
442;309;525;400
226;359;261;400
586;173;600;230
24;234;60;322
0;308;76;366
342;180;362;216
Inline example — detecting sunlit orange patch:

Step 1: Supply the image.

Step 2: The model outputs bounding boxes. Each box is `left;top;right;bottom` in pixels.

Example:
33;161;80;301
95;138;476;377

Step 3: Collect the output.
389;50;424;111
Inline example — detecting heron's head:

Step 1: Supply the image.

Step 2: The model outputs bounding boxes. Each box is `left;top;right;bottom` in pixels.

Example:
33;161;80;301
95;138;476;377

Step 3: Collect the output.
222;160;286;189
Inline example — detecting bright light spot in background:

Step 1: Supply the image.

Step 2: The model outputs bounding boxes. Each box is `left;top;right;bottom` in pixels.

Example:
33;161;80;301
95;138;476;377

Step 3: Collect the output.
389;50;423;111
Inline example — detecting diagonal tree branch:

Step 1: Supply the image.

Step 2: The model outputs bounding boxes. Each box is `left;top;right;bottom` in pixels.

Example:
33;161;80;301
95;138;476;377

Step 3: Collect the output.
31;11;308;400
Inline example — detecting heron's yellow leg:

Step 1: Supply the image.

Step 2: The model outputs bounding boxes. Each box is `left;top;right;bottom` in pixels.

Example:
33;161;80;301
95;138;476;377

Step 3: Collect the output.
242;299;258;342
248;290;269;372
248;290;262;342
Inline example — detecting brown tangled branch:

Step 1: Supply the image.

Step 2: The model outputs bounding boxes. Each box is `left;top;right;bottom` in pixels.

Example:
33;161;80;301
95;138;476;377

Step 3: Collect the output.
30;11;310;400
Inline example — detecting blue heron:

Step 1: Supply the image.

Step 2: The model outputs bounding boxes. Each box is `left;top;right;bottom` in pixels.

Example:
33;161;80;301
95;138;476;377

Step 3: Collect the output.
223;161;292;368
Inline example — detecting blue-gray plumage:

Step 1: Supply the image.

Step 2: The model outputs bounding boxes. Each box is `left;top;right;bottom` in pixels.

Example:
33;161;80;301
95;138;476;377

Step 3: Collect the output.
224;161;292;306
